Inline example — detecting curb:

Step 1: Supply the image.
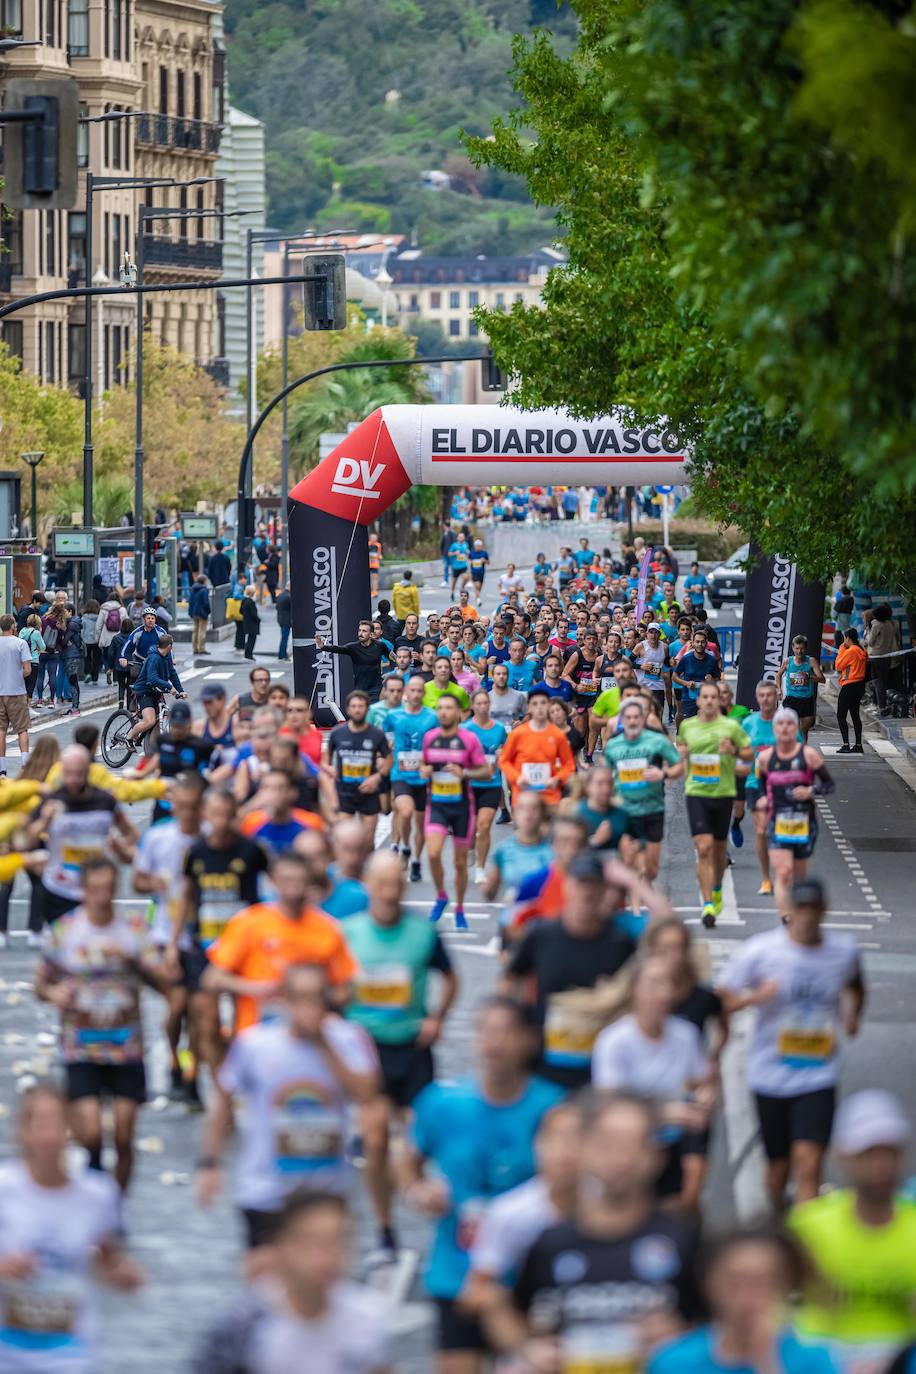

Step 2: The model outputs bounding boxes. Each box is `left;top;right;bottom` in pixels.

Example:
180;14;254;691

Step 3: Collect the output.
820;678;916;765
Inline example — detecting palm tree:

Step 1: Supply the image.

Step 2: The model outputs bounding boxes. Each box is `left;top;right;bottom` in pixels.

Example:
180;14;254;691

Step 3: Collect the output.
53;476;135;529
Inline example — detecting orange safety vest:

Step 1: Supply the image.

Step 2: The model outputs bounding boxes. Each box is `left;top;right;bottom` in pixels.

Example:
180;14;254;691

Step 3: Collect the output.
368;538;382;571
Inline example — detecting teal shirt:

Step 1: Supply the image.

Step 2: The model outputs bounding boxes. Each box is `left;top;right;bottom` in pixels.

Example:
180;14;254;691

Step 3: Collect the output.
465;719;507;789
603;728;681;815
345;912;451;1045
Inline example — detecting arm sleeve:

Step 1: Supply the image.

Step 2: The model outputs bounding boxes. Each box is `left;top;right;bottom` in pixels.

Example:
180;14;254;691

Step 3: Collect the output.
813;763;835;796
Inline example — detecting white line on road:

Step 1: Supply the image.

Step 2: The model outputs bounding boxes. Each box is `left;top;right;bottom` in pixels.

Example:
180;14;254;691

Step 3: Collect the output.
869;739;900;756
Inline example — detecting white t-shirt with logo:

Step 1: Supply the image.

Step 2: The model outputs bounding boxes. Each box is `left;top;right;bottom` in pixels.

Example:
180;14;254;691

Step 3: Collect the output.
218;1017;379;1211
719;927;861;1097
0;635;32;696
591;1014;709;1100
252;1277;394;1374
0;1161;120;1373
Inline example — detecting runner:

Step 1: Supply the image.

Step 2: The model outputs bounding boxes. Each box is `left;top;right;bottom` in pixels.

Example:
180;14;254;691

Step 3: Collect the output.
672;628;722;721
346;852;458;1262
387;674;438;881
604;697;682;881
633;621;671;720
485;662;526;731
368;529;382;599
422;655;471;715
448;530;471;598
779;634;825;740
469;539;489;605
716;680;751;848
401;996;563;1374
324;690;391;839
499;687;575;809
420;693;491;929
677;682;752;926
756;708;835;923
196;961;379;1257
561;628;606;761
367;673;402;821
35;856;170;1191
719;877;864;1210
464;688;507;885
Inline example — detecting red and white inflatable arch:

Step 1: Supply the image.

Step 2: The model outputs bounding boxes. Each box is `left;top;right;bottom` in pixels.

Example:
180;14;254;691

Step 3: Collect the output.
288;405;686;712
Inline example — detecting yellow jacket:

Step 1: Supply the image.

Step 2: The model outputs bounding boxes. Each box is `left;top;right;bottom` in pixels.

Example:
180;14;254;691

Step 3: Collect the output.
45;761;167;803
391;580;420;621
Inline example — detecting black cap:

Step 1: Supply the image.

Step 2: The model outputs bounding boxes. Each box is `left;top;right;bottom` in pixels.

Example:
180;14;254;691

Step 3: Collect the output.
169;701;192;725
790;877;828;910
566;851;606;884
200;682;226;701
528;685;550;701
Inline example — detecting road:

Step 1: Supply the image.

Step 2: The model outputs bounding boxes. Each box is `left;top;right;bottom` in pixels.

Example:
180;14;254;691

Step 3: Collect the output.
0;581;914;1369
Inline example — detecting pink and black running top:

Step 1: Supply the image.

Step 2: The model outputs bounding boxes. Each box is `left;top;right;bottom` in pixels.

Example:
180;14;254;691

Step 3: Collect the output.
763;744;833;818
421;727;487;807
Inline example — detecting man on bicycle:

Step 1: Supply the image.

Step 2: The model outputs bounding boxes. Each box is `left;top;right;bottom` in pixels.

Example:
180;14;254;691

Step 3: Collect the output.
120;607;168;679
127;633;186;748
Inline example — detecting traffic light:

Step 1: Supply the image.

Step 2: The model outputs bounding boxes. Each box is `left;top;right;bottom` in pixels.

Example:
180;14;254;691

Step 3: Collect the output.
2;77;79;210
481;355;506;392
301;255;347;331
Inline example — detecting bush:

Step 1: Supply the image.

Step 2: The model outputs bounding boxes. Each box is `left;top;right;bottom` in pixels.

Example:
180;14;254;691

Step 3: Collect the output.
632;519;746;564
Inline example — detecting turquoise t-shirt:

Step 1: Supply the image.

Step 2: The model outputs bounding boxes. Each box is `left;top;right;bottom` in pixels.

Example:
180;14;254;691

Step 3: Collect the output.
465;719;507;789
604;729;681;816
411;1076;565;1299
743;711;802;791
491;835;554;890
388;705;438;783
649;1327;839;1374
321;874;367;920
506;658;538;694
345;913;451;1045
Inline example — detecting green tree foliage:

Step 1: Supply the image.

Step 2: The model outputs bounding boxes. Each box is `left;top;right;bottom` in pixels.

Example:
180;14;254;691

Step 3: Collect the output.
222;0;575;253
0;343;84;516
465;0;916;590
53;476;134;529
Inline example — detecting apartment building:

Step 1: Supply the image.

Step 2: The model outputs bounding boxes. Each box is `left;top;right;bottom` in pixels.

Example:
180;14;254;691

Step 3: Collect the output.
388;249;563;340
0;0;224;392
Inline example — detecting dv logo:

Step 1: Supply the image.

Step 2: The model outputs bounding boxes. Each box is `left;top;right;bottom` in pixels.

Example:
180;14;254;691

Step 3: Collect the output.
330;457;386;501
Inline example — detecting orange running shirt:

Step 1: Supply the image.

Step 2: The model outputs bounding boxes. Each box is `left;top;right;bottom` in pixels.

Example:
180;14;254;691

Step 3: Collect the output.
835;643;868;686
207;903;357;1030
499;722;575;806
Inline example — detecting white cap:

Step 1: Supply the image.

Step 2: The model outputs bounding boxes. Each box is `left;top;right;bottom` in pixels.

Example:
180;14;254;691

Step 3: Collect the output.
647;622;661;631
833;1090;911;1155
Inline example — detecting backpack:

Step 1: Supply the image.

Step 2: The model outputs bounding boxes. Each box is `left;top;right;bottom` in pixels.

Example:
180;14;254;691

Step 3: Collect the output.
106;606;121;633
43;623;58;651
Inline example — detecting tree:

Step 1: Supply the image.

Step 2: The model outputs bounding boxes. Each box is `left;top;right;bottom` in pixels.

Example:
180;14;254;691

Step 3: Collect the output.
465;1;916;591
53;476;134;529
0;344;84;512
97;339;242;510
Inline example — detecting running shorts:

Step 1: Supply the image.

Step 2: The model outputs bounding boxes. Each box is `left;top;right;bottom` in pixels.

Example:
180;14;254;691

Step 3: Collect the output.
377;1041;435;1109
686;794;734;841
754;1087;836;1161
66;1060;147;1104
425;798;475;847
767;812;818;860
625;811;665;845
336;788;381;817
434;1299;489;1354
471;785;503;812
783;695;815;717
392;780;427;809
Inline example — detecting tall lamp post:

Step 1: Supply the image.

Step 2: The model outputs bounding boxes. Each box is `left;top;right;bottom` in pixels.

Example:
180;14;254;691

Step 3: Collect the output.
20;452;44;542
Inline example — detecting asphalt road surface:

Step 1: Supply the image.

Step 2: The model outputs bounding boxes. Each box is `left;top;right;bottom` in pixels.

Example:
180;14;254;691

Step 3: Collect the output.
0;587;915;1370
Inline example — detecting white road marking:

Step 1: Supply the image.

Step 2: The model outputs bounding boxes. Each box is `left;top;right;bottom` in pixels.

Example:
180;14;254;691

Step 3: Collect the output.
717;867;744;926
869;739;899;756
815;797;885;916
202;672;234;680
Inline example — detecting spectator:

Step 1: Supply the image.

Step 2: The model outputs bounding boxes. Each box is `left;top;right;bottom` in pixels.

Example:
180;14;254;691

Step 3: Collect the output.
240;585;260;661
16;592;48;631
110;616;134;707
206;539;231;589
276;582;292;661
391;570;420;622
63;607;84;717
188;574;212;656
127;590;148;625
96;590;124;683
18;614;45;699
35;603;67;707
81;599;102;683
0;613;33;773
264;545;281;603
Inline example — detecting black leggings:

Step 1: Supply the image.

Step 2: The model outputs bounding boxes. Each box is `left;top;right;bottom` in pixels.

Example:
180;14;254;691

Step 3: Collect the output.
837;680;866;746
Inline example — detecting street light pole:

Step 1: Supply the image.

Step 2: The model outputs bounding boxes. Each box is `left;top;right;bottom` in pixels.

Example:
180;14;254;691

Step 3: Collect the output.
280;243;291;583
20;452;44;542
134;213;147;598
83;171;94;533
245;227;255;503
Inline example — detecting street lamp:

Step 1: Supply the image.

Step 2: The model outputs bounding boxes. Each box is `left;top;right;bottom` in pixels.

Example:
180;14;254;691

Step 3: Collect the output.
375;260;394;329
91;264;110;405
20;452;44;542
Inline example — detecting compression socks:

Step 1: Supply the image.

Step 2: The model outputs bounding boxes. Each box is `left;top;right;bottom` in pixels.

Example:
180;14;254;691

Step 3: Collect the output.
430;892;448;923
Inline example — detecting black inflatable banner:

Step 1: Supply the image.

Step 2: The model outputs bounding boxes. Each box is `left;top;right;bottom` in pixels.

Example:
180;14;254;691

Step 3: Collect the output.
735;545;826;708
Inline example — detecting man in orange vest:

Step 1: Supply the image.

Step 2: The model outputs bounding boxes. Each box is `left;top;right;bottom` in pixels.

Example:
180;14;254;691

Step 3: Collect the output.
368;531;382;598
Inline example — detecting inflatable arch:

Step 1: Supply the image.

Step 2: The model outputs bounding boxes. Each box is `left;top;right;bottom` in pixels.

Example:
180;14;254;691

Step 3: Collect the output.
288;405;686;714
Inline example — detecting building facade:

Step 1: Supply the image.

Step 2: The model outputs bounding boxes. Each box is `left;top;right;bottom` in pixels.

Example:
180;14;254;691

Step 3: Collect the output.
216;105;266;406
388;249;562;340
0;0;224;392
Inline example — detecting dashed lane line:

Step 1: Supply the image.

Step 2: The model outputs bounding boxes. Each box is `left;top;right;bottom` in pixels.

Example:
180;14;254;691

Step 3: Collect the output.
815;797;886;918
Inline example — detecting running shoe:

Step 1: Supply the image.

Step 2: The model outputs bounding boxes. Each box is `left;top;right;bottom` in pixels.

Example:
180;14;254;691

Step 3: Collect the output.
455;909;468;931
758;878;773;896
473;865;486;885
711;887;723;917
496;807;511;825
730;818;744;848
429;894;448;923
701;903;717;929
410;860;422;883
837;744;852;754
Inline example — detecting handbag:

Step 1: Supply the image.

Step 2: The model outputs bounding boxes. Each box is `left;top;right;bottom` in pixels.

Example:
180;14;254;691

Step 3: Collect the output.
226;597;242;623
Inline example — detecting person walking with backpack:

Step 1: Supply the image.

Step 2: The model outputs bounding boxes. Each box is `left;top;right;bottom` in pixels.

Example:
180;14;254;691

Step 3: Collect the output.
188;574;212;655
35;603;67;707
18;614;45;700
63;607;84;716
96;590;124;684
81;599;101;683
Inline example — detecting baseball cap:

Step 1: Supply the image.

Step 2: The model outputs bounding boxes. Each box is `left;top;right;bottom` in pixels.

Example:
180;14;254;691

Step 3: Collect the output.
833;1090;911;1155
790;877;828;910
200;682;226;701
647;622;661;631
566;851;606;884
528;684;550;701
168;701;192;725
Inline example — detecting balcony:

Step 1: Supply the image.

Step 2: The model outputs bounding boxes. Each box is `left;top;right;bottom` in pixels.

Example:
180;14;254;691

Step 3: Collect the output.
141;235;222;273
135;113;222;155
202;357;230;389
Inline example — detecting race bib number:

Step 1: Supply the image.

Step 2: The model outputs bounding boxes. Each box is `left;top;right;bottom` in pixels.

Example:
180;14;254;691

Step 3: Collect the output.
617;757;647;789
198;895;240;948
578;679;597;695
273;1102;344;1173
544;1004;596;1068
61;843;101;868
642;661;661;678
340;752;371;782
356;964;412;1013
2;1284;78;1347
778;1021;836;1067
774;811;810;844
431;769;461;801
521;762;551;790
397;750;422;774
690;753;721;786
562;1324;641;1374
789;671;809;691
600;676;616;692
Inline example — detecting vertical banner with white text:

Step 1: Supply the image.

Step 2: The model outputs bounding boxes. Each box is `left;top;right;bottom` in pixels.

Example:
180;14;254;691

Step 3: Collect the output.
736;546;826;708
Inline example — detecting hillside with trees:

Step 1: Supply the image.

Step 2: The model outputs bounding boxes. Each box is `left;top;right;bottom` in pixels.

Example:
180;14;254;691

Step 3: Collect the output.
222;0;575;253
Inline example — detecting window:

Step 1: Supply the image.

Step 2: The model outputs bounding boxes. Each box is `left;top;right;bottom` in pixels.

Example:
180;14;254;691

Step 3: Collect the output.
448;291;460;309
409;293;419;311
429;291;441;309
45;211;57;279
2;321;23;361
468;320;480;337
68;0;88;55
45;0;56;45
3;211;23;275
112;0;122;59
159;66;169;115
1;0;21;34
68;324;86;390
196;188;205;241
111;213;122;280
449;319;461;337
68;212;86;282
468;290;479;308
515;292;524;303
104;212;110;274
193;72;202;122
111;325;123;384
45;322;56;382
77;103;89;166
176;70;186;119
495;291;505;308
179;188;188;240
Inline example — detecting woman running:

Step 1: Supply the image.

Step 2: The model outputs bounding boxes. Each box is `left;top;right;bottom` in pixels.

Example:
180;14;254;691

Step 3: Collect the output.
464;689;507;885
755;707;835;922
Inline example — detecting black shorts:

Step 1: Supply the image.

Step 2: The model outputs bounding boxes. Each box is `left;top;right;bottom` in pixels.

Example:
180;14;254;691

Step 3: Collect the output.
180;945;210;994
680;696;700;719
625;811;665;845
471;785;503;812
137;692;161;714
426;798;474;847
783;695;816;718
66;1060;147;1104
378;776;391;797
336;789;381;817
735;774;747;801
754;1087;836;1161
391;780;426;809
434;1298;489;1354
471;572;485;584
241;1207;282;1251
377;1041;435;1109
766;814;818;861
39;885;80;927
686;794;734;841
573;693;599;712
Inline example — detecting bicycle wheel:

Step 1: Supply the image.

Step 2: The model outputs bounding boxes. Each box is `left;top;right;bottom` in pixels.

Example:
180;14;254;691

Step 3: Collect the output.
100;710;135;769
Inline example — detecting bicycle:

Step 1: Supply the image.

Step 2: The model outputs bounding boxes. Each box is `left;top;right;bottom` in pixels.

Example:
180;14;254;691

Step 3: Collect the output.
100;692;176;769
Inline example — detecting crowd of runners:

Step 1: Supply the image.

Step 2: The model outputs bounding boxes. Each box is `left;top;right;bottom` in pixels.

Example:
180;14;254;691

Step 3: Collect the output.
0;536;913;1374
